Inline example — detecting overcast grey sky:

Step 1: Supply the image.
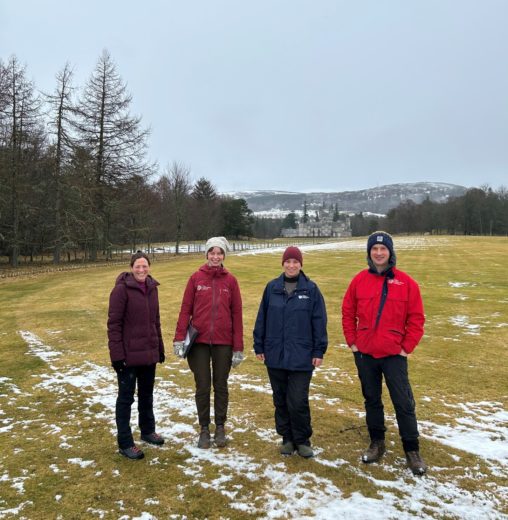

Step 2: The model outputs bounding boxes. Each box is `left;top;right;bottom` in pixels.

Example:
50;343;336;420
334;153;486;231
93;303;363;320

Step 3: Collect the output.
2;0;507;193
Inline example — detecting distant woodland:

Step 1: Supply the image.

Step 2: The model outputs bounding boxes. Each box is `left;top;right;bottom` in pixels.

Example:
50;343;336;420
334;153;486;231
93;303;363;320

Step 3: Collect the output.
1;52;506;267
350;186;508;238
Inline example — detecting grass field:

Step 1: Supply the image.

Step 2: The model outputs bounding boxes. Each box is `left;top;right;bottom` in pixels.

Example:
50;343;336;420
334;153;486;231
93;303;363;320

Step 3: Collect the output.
0;236;507;519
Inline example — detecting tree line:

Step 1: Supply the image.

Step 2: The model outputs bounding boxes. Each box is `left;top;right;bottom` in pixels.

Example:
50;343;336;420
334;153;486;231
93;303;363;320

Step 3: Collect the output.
0;52;254;267
2;52;506;268
350;186;508;237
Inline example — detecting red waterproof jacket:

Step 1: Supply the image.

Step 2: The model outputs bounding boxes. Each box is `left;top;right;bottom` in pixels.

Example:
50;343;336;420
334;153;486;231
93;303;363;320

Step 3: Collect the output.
108;273;165;366
174;264;244;351
342;267;424;358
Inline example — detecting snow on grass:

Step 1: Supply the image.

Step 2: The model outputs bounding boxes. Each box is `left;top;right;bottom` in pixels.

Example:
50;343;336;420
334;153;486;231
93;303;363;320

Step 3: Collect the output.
449;315;481;335
0;377;22;395
18;330;61;368
236;236;449;257
7;330;508;520
67;458;95;468
421;401;508;472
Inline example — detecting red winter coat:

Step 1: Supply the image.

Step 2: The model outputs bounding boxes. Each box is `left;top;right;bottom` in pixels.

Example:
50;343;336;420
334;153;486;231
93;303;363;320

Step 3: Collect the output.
342;267;424;358
174;264;243;351
108;272;165;366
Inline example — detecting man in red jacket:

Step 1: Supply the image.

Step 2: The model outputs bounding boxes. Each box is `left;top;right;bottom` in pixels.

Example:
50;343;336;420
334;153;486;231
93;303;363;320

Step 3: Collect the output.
342;231;427;475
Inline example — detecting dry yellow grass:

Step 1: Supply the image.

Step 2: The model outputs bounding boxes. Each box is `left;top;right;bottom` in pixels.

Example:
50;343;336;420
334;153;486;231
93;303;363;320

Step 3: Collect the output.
0;236;506;519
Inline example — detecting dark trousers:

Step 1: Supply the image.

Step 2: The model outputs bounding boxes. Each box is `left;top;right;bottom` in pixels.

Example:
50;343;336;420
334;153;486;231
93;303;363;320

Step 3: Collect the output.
187;343;232;426
354;352;419;452
116;364;156;449
267;367;313;446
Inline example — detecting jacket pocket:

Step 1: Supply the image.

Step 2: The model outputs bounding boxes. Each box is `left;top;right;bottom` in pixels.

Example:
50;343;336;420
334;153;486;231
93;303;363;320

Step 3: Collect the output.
378;328;404;355
128;338;147;352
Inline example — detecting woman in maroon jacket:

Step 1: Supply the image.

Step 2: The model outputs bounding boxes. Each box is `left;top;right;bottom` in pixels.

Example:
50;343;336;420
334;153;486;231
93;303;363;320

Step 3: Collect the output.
108;251;165;460
174;237;244;449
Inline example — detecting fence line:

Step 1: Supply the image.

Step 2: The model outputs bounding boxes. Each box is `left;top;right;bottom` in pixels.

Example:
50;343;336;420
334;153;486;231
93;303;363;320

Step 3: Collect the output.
0;239;329;279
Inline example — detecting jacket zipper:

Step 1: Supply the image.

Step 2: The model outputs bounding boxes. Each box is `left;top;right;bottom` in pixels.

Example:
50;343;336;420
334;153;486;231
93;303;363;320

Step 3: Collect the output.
209;277;216;345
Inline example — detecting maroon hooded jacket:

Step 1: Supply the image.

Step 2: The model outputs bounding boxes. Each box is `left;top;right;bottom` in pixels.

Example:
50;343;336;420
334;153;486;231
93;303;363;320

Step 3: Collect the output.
174;264;243;351
108;272;165;366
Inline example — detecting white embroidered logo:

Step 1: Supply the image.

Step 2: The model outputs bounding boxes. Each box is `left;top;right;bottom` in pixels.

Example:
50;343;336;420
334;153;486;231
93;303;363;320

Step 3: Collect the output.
388;279;404;286
298;295;310;299
197;285;211;291
376;236;384;243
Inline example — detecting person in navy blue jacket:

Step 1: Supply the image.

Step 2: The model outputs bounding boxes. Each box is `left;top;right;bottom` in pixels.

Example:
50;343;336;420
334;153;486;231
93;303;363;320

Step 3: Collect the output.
253;246;328;458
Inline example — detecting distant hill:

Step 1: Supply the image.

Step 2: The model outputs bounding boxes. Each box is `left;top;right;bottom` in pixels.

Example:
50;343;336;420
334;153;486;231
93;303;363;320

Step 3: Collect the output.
226;182;468;216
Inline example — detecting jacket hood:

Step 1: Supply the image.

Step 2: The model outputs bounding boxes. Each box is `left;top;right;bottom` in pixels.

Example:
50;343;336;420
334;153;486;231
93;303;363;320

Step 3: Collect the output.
198;263;229;277
115;272;159;288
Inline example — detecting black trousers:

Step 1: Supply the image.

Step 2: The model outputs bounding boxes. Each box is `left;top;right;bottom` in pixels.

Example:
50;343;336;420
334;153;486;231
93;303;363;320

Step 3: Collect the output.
267;367;313;446
116;364;156;449
187;343;232;426
354;352;419;452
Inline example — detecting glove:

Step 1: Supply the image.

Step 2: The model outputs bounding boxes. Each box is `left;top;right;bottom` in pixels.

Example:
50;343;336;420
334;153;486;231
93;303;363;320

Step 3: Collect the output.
173;341;185;358
159;351;165;363
112;359;126;373
231;351;244;369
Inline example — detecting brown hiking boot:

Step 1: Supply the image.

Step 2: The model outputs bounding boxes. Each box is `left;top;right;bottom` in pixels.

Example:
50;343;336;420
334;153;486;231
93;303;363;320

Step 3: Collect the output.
362;440;385;463
197;426;211;449
406;451;427;475
214;425;227;448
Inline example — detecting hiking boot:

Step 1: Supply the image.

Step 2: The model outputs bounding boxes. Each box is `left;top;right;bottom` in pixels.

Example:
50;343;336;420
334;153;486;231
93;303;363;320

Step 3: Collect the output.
214;425;227;448
406;450;427;475
279;440;295;456
141;432;165;446
296;444;314;458
119;445;145;460
362;440;385;463
197;426;211;449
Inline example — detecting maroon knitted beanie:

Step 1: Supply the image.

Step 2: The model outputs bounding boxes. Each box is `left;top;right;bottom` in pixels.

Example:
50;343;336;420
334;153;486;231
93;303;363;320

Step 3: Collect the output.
282;246;303;266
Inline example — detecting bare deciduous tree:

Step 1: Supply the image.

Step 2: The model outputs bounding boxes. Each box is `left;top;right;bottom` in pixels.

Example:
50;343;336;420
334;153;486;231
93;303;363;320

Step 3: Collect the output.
44;63;76;263
0;56;42;267
165;162;191;254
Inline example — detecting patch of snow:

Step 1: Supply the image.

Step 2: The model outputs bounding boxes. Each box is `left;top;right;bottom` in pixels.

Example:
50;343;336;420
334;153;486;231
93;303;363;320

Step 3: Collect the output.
67;458;95;468
448;282;477;288
449;315;481;335
421;401;508;472
18;330;62;369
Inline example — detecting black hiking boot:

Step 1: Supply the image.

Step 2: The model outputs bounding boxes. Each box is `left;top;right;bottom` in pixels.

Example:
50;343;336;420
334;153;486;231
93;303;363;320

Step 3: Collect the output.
214;425;227;448
197;426;211;449
406;450;427;475
362;440;385;463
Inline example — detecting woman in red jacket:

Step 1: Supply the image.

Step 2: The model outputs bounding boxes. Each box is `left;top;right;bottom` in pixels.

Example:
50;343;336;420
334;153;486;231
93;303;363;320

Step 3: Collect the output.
107;251;165;460
174;237;244;449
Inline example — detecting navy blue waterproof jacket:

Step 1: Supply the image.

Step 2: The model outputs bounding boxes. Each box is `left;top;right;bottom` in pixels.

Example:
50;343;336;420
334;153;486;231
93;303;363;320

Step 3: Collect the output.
253;272;328;371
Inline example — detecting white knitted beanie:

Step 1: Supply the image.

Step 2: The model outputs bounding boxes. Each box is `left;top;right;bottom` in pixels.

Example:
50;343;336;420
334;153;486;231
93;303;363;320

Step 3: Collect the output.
205;236;231;258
